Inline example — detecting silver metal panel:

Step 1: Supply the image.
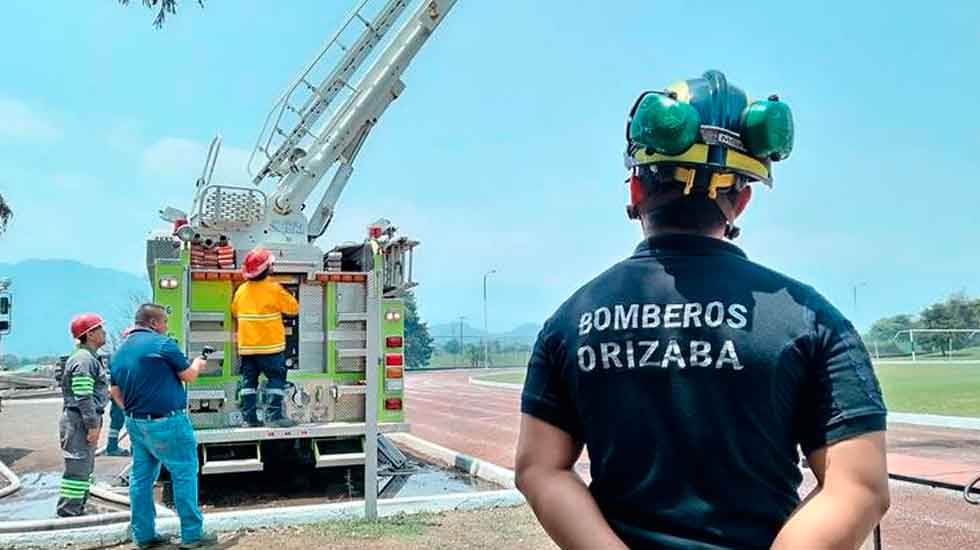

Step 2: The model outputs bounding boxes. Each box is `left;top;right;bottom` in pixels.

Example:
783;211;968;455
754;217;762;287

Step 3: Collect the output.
338;312;368;322
314;452;366;468
201;458;264;475
334;393;366;422
336;385;367;395
189;312;225;322
336;282;367;314
336;356;365;373
188;390;226;400
337;349;367;357
195;421;408;444
328;330;367;341
188;331;231;343
297;282;325;374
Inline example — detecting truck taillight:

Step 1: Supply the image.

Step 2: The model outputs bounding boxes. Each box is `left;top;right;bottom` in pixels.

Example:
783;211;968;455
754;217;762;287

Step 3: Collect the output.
384;310;402;322
385;336;403;348
385;353;403;367
384;398;403;410
385;379;404;392
385;366;403;379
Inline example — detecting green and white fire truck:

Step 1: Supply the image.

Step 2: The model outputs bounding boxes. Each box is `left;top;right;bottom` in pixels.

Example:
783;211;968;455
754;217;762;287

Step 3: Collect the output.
145;0;457;477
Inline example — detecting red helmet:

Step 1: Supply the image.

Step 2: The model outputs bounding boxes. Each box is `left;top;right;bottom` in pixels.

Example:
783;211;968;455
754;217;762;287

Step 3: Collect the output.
242;248;275;280
70;313;105;340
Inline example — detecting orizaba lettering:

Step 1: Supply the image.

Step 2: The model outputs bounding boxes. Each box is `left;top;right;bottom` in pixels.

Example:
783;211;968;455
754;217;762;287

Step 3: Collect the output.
576;302;748;373
578;338;742;372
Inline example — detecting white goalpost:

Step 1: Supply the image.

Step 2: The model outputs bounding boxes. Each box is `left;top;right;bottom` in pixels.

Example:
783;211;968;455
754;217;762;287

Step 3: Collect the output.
892;329;980;361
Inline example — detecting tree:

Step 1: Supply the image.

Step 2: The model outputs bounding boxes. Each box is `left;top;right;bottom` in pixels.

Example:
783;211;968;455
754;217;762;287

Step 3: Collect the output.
443;339;460;355
403;292;433;370
0;193;11;234
464;343;482;368
119;0;204;28
918;291;980;354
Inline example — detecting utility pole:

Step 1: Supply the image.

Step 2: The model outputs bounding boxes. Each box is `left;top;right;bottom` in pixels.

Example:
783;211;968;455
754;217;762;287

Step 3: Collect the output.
456;315;467;368
852;281;868;317
483;269;496;369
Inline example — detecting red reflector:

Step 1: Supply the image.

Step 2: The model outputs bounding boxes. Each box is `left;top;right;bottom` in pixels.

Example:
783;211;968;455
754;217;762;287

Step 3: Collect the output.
385;336;403;348
386;366;403;379
384;398;403;410
385;353;403;366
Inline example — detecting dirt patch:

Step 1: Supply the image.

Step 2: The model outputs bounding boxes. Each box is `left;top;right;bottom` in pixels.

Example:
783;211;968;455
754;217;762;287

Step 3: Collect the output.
215;506;555;550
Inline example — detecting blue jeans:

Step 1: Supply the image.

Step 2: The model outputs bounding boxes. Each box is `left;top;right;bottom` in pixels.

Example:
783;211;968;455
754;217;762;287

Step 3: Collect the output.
126;411;203;544
240;352;288;421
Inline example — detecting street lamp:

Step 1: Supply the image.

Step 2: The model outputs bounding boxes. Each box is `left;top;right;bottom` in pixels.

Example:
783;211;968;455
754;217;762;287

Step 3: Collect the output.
483;269;496;368
456;315;467;368
852;281;869;317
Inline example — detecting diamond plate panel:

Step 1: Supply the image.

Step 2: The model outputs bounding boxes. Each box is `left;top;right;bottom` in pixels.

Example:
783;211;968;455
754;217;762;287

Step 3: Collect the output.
333;393;365;422
298;283;325;373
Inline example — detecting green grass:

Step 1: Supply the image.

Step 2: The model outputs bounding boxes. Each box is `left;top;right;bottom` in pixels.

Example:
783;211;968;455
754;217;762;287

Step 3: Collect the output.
875;361;980;417
311;513;436;540
471;361;980;417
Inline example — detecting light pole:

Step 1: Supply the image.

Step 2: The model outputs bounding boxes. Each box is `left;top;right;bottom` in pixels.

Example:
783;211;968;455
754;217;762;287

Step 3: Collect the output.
483;269;496;368
852;281;869;318
456;315;467;368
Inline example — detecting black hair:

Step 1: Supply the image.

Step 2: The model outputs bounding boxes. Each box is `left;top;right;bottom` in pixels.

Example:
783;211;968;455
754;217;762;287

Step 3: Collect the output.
134;303;167;326
250;267;270;281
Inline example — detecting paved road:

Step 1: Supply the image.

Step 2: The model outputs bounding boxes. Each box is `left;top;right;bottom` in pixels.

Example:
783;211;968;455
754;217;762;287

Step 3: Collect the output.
405;369;980;549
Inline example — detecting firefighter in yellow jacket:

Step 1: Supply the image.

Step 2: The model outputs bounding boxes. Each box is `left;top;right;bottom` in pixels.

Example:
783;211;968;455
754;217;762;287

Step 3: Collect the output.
231;248;299;428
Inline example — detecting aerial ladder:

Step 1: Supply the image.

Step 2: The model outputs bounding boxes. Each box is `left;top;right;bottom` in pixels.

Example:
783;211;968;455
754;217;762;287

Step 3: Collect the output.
147;0;458;486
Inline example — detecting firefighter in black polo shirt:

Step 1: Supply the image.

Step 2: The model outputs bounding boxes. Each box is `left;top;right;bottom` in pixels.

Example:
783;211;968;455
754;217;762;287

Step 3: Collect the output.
515;70;890;550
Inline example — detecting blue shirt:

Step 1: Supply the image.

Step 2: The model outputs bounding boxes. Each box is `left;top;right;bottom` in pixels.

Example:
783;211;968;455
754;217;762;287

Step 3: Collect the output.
521;234;887;550
110;327;190;416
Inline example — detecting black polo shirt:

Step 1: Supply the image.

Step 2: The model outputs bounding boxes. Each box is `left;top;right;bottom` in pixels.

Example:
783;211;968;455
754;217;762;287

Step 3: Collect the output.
521;234;887;550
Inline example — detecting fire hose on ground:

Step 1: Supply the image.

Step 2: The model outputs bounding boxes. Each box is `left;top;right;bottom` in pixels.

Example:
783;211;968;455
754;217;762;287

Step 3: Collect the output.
0;459;22;499
964;473;980;505
0;456;172;534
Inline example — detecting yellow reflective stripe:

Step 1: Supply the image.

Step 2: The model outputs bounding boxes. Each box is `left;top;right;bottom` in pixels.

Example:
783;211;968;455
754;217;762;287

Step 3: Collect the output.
239;343;285;353
725;149;769;180
632;143;709;166
237;313;282;321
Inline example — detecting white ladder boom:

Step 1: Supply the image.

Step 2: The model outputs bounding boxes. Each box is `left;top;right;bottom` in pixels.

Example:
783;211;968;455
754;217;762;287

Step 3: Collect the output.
248;0;411;186
269;0;458;223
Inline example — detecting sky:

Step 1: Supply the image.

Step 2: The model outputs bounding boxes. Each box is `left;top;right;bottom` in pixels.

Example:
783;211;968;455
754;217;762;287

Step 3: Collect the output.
0;0;978;333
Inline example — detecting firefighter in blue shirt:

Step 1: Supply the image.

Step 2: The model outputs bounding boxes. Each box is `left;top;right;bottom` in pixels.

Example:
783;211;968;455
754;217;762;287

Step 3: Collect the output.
516;70;890;549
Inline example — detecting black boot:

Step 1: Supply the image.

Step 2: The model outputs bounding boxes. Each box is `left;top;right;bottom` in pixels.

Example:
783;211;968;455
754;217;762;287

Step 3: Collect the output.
240;392;262;428
265;394;296;428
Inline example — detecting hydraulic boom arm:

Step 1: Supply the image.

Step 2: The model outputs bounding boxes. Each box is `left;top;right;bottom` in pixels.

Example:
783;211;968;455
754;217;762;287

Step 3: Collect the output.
252;0;457;241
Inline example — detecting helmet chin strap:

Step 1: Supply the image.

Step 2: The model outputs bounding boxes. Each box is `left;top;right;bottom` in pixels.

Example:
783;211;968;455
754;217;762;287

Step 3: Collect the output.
627;166;743;239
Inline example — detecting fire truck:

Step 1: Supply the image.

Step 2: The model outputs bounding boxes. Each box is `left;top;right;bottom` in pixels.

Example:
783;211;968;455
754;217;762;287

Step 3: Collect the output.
145;0;457;476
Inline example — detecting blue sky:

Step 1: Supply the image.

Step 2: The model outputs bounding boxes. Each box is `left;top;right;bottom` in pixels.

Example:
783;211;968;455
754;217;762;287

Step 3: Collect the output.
1;0;978;333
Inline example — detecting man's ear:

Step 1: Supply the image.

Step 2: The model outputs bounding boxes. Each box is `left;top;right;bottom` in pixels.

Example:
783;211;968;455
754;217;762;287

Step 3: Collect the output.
732;185;752;219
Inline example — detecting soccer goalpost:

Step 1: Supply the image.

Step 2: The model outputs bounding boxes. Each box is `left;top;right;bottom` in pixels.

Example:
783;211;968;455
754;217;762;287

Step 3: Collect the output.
892;329;980;361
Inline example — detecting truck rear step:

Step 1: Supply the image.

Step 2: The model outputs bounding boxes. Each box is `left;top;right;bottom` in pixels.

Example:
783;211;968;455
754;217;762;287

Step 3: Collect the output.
201;442;263;475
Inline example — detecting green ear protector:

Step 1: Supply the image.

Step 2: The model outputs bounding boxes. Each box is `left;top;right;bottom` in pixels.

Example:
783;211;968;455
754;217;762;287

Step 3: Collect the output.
626;90;794;164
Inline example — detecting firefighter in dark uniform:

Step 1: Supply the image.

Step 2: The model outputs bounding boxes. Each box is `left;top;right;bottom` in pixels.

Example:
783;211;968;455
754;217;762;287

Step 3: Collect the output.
57;313;110;517
516;71;890;549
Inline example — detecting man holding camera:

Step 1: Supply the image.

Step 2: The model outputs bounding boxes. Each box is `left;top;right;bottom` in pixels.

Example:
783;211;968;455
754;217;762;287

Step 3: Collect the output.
110;303;216;549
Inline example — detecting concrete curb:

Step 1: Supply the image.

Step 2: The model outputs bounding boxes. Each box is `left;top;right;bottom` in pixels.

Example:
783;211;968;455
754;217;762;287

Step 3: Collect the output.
888;412;980;431
0;436;524;549
467;377;522;391
388;433;516;489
